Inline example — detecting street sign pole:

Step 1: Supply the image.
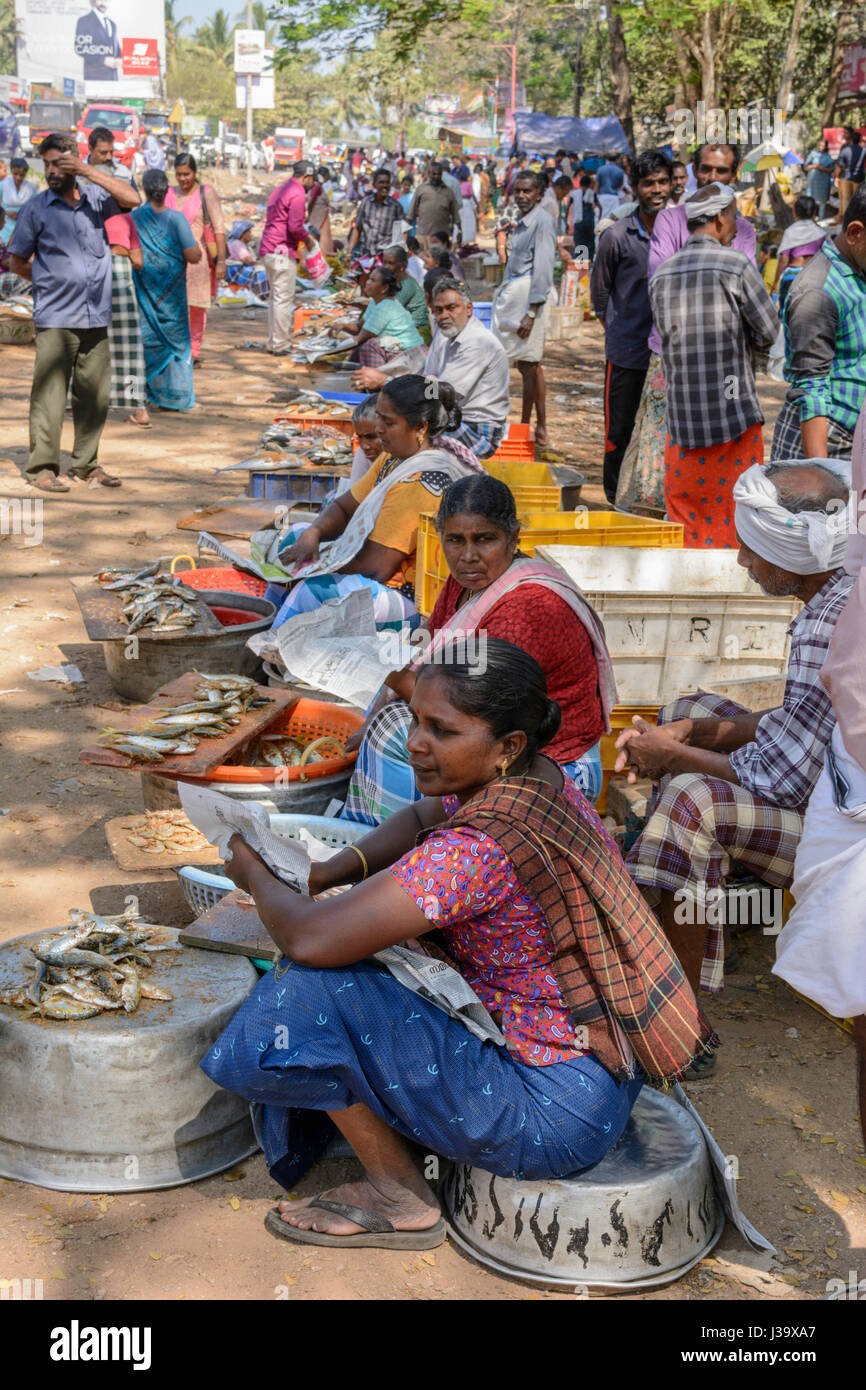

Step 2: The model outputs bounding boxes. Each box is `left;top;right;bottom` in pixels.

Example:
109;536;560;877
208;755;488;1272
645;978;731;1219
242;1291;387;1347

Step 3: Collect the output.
245;0;254;180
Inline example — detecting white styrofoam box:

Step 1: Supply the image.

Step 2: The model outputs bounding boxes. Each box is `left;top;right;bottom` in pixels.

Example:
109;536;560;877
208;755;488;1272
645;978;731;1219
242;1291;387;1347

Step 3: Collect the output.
537;545;800;706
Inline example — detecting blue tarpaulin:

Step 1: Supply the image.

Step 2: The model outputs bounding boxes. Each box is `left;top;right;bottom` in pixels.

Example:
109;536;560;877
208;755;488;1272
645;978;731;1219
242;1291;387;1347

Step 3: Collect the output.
511;113;631;157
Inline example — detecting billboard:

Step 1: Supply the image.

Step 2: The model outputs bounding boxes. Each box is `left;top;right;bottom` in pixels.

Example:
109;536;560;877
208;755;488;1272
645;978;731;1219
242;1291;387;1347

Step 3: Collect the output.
840;41;866;98
15;0;166;97
233;29;265;76
235;47;273;109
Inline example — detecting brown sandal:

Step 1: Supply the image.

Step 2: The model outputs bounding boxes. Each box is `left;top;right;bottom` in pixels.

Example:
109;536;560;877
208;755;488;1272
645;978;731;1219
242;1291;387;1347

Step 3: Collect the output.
31;470;70;493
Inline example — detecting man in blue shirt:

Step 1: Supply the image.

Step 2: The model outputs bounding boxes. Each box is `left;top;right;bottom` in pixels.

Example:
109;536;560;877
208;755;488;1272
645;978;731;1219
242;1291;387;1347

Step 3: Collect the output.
596;154;626;219
10;131;139;491
590;149;672;503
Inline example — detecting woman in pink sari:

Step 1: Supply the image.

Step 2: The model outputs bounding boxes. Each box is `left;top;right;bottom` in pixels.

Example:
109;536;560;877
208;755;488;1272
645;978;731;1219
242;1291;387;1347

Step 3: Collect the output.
167;152;227;363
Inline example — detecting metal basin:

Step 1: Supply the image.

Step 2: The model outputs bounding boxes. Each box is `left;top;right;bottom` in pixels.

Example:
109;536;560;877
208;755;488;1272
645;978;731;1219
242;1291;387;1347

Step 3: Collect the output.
0;932;258;1192
101;590;275;702
141;766;352;816
442;1088;722;1290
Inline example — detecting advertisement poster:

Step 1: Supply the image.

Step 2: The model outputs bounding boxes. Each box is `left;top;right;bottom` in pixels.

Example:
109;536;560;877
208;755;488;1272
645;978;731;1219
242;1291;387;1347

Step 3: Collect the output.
235;48;274;110
15;0;166;97
233;28;265;76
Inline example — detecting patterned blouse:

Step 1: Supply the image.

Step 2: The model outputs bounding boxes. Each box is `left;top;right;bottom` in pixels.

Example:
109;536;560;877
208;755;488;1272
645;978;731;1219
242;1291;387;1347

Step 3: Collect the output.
390;778;621;1066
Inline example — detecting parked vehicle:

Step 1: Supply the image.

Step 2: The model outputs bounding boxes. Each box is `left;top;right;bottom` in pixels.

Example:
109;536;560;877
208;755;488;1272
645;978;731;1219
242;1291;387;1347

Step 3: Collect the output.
273;127;305;167
0;101;20;159
76;104;141;166
30;97;83;149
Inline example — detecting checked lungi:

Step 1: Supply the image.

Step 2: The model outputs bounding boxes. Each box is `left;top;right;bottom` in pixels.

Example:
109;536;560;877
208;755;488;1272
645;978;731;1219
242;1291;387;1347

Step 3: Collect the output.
626;693;803;992
445;419;505;461
769;396;854;464
107;255;147;412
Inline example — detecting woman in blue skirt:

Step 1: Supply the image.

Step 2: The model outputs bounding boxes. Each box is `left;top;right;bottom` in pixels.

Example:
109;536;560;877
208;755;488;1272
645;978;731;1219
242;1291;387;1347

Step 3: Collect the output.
203;640;714;1250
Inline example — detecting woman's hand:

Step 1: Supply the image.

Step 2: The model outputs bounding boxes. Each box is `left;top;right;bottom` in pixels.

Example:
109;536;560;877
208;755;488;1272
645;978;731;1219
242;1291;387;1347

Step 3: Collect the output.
224;833;268;893
281;526;321;566
215;258;226;279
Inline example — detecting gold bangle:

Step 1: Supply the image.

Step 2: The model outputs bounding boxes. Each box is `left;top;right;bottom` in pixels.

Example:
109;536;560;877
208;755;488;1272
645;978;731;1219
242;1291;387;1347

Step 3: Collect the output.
348;844;369;880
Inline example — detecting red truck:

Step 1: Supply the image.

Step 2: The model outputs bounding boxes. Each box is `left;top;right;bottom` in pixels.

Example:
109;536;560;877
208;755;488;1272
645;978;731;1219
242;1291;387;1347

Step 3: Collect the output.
76;103;142;166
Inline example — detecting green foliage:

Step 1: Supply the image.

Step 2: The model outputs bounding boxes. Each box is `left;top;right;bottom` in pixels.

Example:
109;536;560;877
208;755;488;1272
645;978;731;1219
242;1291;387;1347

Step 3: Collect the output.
0;0;19;73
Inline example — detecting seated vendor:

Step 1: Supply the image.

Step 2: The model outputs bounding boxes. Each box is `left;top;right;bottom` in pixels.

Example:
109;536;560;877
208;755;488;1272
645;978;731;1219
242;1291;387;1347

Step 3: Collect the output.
332;265;425;372
381;243;430;342
354;276;509;459
227;218;256;264
267;373;483;632
224;218;268;299
618;462;853;1043
202;639;713;1250
343;474;614;821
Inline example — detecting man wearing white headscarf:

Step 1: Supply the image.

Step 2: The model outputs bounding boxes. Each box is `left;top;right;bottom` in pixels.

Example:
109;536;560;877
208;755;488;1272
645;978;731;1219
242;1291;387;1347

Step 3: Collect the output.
614;461;853;1067
774;408;866;1146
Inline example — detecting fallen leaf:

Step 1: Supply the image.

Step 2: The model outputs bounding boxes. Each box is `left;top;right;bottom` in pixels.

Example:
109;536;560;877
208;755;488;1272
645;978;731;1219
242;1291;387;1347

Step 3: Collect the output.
229;1196;240;1211
223;1169;246;1182
858;1186;866;1195
794;1204;816;1213
803;1106;815;1114
282;1273;297;1286
39;1203;54;1212
825;1247;838;1260
778;1170;798;1179
50;1267;65;1280
420;1252;436;1266
854;1158;866;1167
820;1136;836;1144
829;1190;850;1205
149;1252;161;1261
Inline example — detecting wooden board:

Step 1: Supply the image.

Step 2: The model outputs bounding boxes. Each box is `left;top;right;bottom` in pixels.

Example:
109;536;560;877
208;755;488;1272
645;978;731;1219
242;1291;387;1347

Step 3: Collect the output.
79;672;293;774
175;498;284;539
179;888;279;962
105;813;223;871
72;578;222;642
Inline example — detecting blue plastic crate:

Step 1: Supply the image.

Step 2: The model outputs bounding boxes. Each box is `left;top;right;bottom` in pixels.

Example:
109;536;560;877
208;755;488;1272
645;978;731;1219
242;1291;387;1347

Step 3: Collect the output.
319;390;365;405
246;469;346;504
473;301;493;328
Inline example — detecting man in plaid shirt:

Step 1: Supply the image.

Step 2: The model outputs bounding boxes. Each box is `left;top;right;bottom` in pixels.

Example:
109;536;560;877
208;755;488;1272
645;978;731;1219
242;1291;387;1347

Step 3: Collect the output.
616;463;852;1053
347;169;404;264
649;183;779;546
770;185;866;465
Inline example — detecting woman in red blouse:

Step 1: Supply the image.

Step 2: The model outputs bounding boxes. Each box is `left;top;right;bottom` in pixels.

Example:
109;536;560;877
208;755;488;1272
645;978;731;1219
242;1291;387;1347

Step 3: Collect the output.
342;474;616;823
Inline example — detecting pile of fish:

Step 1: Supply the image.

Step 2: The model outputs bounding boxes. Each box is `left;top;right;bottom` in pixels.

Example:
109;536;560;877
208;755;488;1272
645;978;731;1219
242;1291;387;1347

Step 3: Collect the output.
0;910;178;1021
229;423;354;477
94;563;202;635
277;401;354;420
124;810;211;856
244;732;346;769
99;673;270;764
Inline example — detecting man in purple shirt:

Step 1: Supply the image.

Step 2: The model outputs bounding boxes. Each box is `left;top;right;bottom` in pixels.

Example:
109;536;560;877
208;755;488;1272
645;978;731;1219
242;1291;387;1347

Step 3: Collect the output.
9;131;139;492
260;159;315;354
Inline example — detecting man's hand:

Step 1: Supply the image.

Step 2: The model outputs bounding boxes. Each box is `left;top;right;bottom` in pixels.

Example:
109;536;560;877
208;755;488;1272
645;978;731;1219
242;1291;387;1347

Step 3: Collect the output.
352;366;387;390
614;716;685;782
516;313;535;340
55;152;87;180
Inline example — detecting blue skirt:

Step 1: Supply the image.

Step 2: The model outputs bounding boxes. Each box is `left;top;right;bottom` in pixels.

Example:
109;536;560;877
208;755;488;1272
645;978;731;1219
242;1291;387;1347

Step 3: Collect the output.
200;958;642;1191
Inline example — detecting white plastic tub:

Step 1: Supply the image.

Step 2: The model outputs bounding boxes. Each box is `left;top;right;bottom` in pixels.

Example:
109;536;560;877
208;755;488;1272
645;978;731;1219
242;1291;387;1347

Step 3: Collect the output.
538;545;800;706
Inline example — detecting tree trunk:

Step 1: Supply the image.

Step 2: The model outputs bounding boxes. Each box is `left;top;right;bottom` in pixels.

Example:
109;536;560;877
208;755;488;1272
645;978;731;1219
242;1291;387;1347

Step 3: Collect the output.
775;0;806;114
571;10;587;117
822;0;856;127
606;0;633;148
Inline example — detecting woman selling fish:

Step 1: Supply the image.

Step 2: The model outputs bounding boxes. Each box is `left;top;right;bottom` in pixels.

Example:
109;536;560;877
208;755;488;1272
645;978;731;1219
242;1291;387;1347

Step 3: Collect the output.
202;640;714;1250
342;474;616;823
261;375;484;632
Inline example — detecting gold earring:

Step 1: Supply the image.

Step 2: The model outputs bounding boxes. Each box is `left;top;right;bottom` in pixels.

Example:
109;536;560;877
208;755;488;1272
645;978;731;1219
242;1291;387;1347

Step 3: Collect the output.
499;758;509;779
418;431;425;446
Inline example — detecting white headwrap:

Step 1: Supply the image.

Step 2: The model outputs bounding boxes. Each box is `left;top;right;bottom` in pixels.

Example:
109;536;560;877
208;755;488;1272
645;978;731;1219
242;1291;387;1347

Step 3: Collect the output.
733;461;853;574
684;182;736;222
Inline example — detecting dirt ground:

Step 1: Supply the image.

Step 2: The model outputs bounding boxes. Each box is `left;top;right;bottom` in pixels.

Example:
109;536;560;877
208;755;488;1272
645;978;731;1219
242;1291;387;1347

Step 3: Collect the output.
0;263;864;1303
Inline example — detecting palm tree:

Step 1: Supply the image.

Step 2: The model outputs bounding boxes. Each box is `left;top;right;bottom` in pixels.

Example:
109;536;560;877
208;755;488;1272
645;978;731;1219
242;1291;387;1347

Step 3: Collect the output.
164;0;192;54
194;7;236;63
0;0;21;73
236;2;276;43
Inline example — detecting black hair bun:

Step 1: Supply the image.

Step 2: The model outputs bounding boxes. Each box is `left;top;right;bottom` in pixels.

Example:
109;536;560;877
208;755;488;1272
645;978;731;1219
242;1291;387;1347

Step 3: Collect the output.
536;698;562;750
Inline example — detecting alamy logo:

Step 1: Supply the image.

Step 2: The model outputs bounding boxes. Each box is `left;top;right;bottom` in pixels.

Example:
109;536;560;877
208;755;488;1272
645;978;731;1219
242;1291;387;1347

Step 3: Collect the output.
49;1321;152;1371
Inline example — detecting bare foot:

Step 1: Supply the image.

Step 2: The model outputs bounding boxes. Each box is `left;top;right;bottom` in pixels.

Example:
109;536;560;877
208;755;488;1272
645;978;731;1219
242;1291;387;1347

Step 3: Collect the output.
277;1175;440;1235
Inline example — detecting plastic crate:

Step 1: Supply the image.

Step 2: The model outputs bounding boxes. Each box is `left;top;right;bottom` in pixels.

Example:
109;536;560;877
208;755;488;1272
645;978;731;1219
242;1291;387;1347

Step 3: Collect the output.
536;546;800;706
271;410;356;438
489;423;535;464
417;511;684;617
246;469;348;504
177;813;369;915
473;301;493;328
596;704;661;813
178;697;364;785
173;565;267;598
319;390;365;405
486;461;561;512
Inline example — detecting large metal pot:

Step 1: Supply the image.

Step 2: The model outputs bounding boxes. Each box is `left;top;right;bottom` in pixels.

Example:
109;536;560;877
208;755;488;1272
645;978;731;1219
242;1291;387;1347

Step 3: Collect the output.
0;932;258;1192
442;1089;721;1291
101;590;275;702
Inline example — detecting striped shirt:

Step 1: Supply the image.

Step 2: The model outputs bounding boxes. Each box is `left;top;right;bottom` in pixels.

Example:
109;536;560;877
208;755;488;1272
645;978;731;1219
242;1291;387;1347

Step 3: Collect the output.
782;238;866;434
648;234;779;448
730;569;854;810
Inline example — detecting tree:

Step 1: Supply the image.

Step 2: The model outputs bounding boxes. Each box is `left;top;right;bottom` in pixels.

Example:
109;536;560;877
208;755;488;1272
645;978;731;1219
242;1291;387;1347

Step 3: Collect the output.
606;0;633;145
165;0;192;55
194;7;237;63
0;0;19;73
822;0;858;127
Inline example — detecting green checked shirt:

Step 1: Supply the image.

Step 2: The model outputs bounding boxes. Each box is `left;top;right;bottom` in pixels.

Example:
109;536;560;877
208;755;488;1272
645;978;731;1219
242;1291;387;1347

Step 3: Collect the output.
782;238;866;431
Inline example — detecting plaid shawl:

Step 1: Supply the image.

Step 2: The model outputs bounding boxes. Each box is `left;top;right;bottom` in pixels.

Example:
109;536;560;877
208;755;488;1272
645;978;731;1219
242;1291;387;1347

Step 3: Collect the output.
441;776;717;1083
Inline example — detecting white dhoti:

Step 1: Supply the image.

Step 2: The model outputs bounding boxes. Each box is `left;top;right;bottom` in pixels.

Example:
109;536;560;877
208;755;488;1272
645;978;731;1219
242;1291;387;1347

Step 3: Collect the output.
773;725;866;1018
491;274;555;364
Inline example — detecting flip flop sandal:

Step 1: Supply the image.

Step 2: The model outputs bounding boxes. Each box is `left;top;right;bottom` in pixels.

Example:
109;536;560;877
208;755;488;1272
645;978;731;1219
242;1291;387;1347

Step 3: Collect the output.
264;1202;447;1250
126;415;153;429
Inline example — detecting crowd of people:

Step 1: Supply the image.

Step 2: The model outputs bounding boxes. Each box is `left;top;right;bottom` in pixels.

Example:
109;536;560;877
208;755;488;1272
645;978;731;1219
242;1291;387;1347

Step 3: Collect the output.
5;124;866;1255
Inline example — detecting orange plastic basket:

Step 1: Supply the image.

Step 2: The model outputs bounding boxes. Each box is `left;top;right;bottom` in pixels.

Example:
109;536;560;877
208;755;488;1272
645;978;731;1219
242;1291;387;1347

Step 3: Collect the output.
176;566;267;598
179;698;364;785
271;410;355;439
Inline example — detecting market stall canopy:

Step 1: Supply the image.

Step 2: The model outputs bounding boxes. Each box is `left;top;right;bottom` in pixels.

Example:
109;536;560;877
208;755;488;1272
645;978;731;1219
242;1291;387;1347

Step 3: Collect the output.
511;113;631;157
741;141;803;173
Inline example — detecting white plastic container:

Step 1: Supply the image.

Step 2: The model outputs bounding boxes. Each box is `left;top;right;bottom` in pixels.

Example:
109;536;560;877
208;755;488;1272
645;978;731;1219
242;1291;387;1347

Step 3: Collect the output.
537;545;800;706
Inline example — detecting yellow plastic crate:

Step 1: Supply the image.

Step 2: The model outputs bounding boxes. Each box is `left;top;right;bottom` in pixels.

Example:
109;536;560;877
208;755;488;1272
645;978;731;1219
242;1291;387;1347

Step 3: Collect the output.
416;510;684;617
485;461;561;512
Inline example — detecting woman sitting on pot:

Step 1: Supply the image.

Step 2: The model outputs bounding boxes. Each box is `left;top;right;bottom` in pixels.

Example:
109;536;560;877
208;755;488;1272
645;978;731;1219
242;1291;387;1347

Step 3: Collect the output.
333;265;426;372
203;639;714;1251
262;375;483;632
342;474;615;822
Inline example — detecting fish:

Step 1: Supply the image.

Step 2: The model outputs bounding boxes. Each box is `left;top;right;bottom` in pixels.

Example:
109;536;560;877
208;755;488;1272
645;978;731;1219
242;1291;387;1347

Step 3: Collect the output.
0;985;37;1009
98;562;161;591
139;982;174;1001
52;981;122;1010
143;712;232;733
38;995;102;1020
117;965;141;1014
32;946;116;968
